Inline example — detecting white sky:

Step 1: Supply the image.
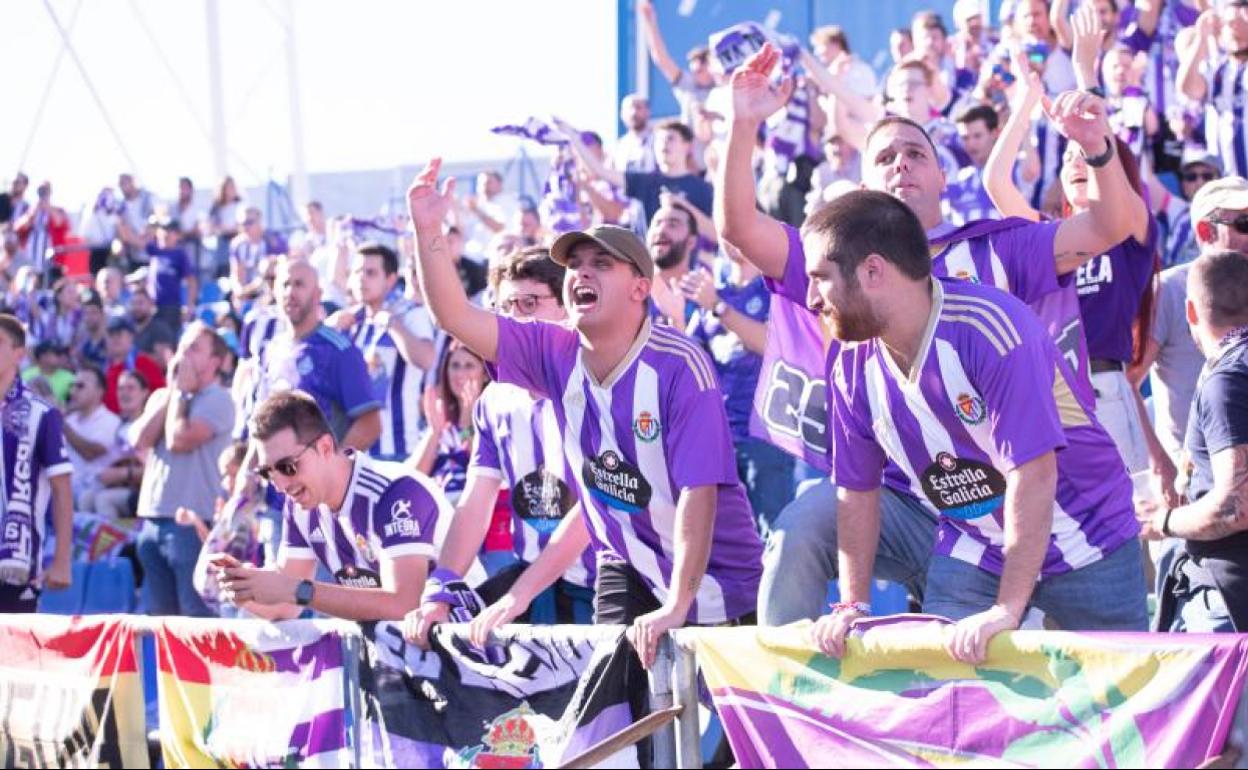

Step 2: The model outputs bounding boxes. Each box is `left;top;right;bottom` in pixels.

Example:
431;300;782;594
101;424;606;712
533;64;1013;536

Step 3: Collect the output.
0;0;619;211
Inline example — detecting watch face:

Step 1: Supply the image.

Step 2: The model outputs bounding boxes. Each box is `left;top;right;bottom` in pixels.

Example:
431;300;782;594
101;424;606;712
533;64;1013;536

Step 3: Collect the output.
296;580;315;605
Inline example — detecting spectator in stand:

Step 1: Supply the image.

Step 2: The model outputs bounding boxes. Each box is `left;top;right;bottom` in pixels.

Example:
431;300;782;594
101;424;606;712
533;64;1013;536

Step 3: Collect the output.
1158;148;1223;268
96;266;127;316
144;215;197;332
116;174;157;269
807;133;862;215
638;0;718;129
461;171;518;263
412;340;489;506
447;226;488;301
79;188;121;275
810;25;879;100
328;242;436;461
943;104;1005;225
63;365;122;507
911;10;959;111
171;177;206;285
87;369;150;521
131;322;235;616
13;181;71;276
77;289;109;369
103;316;166;414
33;277;84;352
207;176;244;278
563;117;712;224
0;173;29;227
229;208;271;307
611;93;656;174
291;201;329;259
21;341;74;405
129;287;177;367
646;199;705;327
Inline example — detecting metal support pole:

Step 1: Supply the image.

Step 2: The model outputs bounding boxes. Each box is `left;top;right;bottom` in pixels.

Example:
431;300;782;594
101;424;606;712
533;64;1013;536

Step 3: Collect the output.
341;631;364;770
673;638;702;769
648;635;677;769
204;0;229;180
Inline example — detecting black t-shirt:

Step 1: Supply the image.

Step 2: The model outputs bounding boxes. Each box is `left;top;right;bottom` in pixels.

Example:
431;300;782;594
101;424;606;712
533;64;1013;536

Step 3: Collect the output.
457;257;488;299
135;318;178;357
0;193;13;225
624;171;713;225
1184;333;1248;627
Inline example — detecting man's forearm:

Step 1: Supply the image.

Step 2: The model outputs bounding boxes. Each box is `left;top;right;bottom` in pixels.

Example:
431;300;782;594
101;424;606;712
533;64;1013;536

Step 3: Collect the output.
507;508;590;605
995;455;1057;619
836;487;882;606
62;421;108;460
307;581;423;621
49;475;74;561
436;476;501;576
665;486;716;612
1167;445;1248;540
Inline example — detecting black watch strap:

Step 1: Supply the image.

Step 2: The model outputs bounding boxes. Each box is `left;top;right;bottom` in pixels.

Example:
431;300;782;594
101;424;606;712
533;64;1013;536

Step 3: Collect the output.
295;579;316;607
1085;85;1106;99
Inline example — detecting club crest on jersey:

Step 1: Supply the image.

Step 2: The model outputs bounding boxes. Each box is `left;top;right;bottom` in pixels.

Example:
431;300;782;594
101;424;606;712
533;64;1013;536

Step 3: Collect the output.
632;411;662;443
355;533;376;563
296;354;314;376
954;392;987;425
954;269;981;285
383;498;421;539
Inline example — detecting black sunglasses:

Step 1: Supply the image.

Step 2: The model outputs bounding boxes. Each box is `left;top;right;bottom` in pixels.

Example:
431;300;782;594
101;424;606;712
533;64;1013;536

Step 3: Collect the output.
1183;171;1218;183
255;439;320;482
1210;214;1248;235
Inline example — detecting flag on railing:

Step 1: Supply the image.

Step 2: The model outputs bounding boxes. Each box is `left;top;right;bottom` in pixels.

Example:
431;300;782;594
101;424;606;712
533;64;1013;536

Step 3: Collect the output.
361;622;641;768
0;615;147;767
687;616;1248;768
154;618;355;768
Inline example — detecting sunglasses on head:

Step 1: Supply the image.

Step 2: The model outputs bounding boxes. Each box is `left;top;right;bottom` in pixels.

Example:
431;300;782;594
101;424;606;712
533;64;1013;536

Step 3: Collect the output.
255;437;323;482
1210;213;1248;234
1183;171;1218;183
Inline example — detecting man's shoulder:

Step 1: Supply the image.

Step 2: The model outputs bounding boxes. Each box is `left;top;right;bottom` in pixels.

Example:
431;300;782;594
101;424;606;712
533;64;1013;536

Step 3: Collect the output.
938;279;1038;355
645;323;718;393
310;324;355;352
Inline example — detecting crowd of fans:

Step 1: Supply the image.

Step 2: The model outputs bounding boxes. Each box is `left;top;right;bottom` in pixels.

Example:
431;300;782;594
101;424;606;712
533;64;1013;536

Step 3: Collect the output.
2;0;1247;673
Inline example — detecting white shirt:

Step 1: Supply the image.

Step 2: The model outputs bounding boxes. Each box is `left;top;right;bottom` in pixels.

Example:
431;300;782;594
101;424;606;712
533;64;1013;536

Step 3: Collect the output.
66;405;122;492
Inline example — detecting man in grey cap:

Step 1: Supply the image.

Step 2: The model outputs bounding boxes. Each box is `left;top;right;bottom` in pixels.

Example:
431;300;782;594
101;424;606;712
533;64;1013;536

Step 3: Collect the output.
406;158;763;672
1159;147;1224;268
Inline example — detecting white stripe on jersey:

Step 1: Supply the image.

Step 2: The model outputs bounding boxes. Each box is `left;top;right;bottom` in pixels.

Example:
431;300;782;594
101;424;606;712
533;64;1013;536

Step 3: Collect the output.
863;357;930;506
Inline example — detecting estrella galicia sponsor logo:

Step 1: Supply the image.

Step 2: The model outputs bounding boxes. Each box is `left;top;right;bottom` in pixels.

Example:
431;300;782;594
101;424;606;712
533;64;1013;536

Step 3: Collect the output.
512;468;575;534
920;452;1006;520
582;451;652;514
954;392;987;426
632;410;662;443
383;498;421;539
334;565;381;588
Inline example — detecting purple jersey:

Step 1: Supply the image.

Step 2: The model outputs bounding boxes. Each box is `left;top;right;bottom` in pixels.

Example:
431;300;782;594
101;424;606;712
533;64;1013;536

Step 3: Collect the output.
1074;218;1159;364
240;302;282;361
144;243;191;307
1202;56;1248;178
256;323;381;443
494;315;763;624
0;379;72;588
349;301;435;460
942;166;1000;226
280;451;449;587
470;383;594;587
830;279;1138;577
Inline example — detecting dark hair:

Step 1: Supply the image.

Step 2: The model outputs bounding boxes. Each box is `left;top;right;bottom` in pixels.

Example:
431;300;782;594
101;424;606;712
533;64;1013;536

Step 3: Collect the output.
654;200;699;241
811;25;851;54
436;340;490;429
80;288;103;309
1193;251;1248;328
801;190;931;281
181;320;230;361
220;440;249;470
80;365;107;391
913;10;948;35
957;104;1000;132
0;314;26;349
118;368;150;392
865;115;942;161
582;131;604;148
250;389;333;444
357;242;399;276
488;246;566;305
654;119;694;144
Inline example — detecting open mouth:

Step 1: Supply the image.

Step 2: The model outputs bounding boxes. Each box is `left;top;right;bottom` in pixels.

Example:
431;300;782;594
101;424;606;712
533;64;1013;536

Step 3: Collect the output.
571;284;599;310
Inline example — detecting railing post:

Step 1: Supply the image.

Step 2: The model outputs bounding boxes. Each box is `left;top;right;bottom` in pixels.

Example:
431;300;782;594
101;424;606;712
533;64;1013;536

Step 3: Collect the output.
648;634;677;768
341;630;364;770
673;635;702;769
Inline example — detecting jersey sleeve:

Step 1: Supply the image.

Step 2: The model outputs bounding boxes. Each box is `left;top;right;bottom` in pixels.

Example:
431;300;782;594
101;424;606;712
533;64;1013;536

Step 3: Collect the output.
494;316;576;399
279;503;315;561
989;221;1061;303
334;343;383;419
37;406;73;478
467;394;504;479
662;348;739;490
829;347;888;491
1198;370;1248;456
763;224;813;308
374;477;441;559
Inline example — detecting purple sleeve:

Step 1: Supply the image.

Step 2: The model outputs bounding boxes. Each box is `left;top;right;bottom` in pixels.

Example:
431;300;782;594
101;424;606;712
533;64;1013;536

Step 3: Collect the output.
663;354;739;490
37;407;72;477
375;477;439;558
829;348;887;491
762;224;812;308
334;344;382;419
494;316;576;399
468;395;503;476
969;313;1068;471
989;222;1061;303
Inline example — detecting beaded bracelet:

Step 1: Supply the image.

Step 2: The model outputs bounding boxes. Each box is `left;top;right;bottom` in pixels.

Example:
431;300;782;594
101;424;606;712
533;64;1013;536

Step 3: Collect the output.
829;601;871;616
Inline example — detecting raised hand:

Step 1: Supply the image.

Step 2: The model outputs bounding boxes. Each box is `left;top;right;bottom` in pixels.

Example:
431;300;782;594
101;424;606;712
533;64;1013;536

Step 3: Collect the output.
728;42;796;126
1043;90;1112;154
1071;3;1103;85
406;158;456;231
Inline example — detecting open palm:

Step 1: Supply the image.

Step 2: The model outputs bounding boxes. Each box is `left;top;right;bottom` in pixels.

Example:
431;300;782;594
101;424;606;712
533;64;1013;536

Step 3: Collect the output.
406;158;456;230
729;42;796;124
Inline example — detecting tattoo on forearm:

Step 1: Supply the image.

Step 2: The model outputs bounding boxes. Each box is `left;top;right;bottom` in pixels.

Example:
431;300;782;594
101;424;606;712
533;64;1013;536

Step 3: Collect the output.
1208;445;1248;539
1055;250;1093;264
428;236;445;255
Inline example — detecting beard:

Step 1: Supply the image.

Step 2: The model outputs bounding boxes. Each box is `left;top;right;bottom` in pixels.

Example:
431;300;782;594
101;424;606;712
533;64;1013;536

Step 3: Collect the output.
652;240;690;272
827;290;884;343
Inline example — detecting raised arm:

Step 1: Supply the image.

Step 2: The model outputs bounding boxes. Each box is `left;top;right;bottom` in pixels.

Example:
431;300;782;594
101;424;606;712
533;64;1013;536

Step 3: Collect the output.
638;0;682;84
800;49;882;124
985;71;1045;221
716;43;796;280
1177;11;1218;102
1070;2;1103;91
408;158;499;362
1050;0;1075;51
555;118;625;189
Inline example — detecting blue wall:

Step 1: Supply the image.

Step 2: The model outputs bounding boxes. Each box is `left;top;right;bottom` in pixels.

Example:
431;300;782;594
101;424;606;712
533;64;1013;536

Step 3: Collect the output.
617;0;962;131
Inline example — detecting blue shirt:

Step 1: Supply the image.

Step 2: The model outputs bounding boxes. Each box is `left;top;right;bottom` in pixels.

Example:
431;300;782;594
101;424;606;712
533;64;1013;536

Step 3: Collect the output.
688;272;771;442
144;243;191;307
624;171;713;224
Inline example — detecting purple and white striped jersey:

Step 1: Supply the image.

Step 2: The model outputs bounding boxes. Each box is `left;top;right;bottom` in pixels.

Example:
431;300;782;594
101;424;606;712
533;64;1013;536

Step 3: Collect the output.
280;451;450;587
1027;119;1069;213
1;379;72;589
493;315;763;624
1202;56;1248;178
240;302;282;362
942;166;1000;226
470;382;594;587
830;279;1138;578
349;301;435;461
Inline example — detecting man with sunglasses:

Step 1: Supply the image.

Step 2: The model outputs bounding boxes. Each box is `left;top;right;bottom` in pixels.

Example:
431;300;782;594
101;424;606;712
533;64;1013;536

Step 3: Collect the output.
62;365;121;507
404;247;596;648
214;389;449;622
130;322;235;616
407;158;763;672
327;242;435;462
1158;149;1224;268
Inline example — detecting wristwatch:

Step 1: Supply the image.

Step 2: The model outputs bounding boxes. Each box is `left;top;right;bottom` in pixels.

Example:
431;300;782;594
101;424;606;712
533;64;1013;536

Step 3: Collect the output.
295;579;316;607
1082;137;1116;169
711;299;728;318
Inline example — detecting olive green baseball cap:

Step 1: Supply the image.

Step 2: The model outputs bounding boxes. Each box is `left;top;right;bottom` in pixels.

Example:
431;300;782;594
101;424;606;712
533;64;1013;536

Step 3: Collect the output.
550;225;655;280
